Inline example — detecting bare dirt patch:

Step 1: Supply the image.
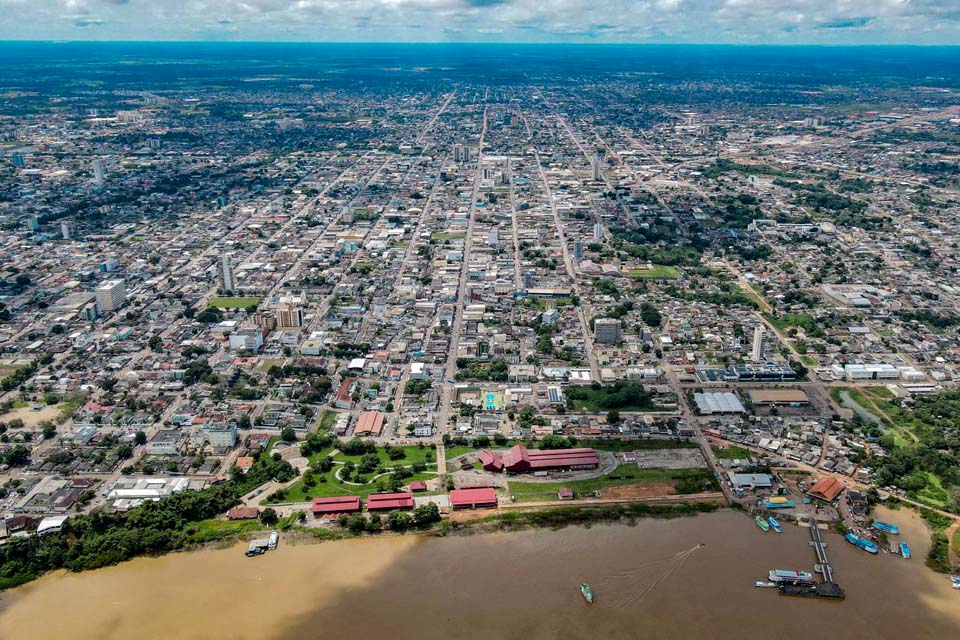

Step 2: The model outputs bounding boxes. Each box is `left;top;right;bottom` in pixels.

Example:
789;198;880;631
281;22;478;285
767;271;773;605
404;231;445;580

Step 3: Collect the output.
3;404;62;428
602;482;676;499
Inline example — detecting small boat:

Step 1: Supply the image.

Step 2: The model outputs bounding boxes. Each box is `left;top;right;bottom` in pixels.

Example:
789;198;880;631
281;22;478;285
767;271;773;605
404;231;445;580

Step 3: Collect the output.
845;532;879;554
755;516;770;532
754;581;777;588
268;531;280;551
900;542;911;559
769;569;814;583
767;517;782;533
950;576;960;584
953;583;960;591
872;521;900;535
580;583;594;604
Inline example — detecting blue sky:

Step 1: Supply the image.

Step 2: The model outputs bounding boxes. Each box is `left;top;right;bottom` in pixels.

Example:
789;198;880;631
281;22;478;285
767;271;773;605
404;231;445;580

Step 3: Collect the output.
1;0;959;44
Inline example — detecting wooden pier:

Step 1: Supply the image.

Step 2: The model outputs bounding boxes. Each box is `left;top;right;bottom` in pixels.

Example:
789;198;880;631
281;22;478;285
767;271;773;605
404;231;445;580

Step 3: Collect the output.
777;521;845;601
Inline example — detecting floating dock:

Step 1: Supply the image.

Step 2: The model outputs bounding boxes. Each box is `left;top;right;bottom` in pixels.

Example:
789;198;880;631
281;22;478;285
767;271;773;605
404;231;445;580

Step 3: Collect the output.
777;522;845;601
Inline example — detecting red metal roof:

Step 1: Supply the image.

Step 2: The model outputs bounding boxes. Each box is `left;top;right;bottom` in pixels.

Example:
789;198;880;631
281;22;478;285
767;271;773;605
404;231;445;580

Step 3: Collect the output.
227;507;260;520
449;487;497;508
807;476;845;502
311;496;362;514
366;492;414;511
478;449;504;471
502;445;598;472
410;481;428;492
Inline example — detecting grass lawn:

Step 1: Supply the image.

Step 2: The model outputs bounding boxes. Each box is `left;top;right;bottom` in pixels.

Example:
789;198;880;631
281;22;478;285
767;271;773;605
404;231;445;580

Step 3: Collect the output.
711;444;752;460
269;470;438;503
332;444;437;468
507;465;717;503
915;472;950;509
566;386;655;412
444;445;482;459
626;264;680;280
257;358;284;372
316;409;337;432
186;518;266;543
209;296;260;310
432;231;465;241
735;283;769;311
800;355;818;366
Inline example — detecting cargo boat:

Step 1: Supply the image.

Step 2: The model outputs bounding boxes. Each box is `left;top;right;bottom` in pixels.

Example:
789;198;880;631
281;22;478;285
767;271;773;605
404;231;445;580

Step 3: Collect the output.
767;516;782;533
769;569;814;583
872;521;900;535
845;532;879;554
755;516;770;532
900;542;911;559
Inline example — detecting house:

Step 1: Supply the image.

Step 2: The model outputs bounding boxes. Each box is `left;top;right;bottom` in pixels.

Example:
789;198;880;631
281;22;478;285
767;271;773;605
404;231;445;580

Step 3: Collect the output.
227;507;260;520
366;492;414;512
450;487;497;510
312;496;362;516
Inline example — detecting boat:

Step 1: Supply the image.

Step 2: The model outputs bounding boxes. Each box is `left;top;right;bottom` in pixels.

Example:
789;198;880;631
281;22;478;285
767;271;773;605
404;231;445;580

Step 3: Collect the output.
268;531;279;550
755;516;770;532
953;583;960;591
754;581;777;588
580;583;593;604
872;521;900;535
845;532;879;554
767;516;782;533
900;542;911;559
950;575;960;584
768;569;815;583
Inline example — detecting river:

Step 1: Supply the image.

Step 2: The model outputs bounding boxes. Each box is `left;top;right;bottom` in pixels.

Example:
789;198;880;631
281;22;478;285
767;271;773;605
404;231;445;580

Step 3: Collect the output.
0;508;956;639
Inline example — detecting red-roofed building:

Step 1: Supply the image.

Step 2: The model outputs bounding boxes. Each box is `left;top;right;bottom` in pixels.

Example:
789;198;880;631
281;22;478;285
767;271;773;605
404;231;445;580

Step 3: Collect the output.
478;449;504;472
807;476;845;502
501;445;599;474
312;496;362;516
410;481;428;492
449;487;497;510
366;492;415;511
227;507;260;520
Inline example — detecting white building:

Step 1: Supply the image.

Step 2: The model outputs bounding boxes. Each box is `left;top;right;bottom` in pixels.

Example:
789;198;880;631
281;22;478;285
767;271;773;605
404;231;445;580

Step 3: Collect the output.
92;158;105;186
95;279;127;312
751;326;764;363
220;254;235;292
594;318;622;345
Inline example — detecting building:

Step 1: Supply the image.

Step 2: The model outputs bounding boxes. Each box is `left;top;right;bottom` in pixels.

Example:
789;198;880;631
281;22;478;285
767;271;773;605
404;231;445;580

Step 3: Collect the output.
354;411;386;437
227;507;260;520
276;291;306;328
593;222;603;240
727;472;773;490
478;449;504;472
591;153;602;181
147;429;185;455
312;496;362;516
220;254;235;292
747;389;809;406
501;445;599;474
807;476;845;502
573;238;584;261
751;326;764;363
203;423;238;448
594;318;622;345
61;220;75;240
228;328;264;352
450;487;497;510
92;158;105;186
693;392;746;414
24;215;38;234
366;492;414;512
95;279;127;312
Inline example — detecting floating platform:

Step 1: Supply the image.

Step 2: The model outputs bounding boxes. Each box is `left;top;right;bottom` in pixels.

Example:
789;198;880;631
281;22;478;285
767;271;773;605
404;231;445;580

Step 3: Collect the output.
778;581;846;600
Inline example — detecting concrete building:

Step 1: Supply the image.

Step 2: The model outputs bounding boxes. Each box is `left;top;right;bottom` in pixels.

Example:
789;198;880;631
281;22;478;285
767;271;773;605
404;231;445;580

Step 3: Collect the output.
594;318;622;345
220;254;235;292
95;279;127;312
751;325;764;363
92;158;105;186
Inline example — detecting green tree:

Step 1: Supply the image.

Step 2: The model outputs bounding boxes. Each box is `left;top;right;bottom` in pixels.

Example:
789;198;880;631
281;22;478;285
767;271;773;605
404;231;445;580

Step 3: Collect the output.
260;508;279;526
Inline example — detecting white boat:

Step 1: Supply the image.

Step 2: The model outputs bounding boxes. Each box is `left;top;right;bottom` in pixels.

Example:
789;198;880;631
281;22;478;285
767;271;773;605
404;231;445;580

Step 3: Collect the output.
268;531;279;550
754;581;777;588
769;569;814;583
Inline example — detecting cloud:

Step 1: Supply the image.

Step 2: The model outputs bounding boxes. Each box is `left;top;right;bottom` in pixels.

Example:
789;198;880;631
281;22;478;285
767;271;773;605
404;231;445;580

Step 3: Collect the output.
818;17;873;29
0;0;957;42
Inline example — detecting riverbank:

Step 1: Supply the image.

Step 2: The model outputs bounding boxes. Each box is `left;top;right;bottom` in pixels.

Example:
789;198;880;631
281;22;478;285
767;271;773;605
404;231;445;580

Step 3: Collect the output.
3;510;959;640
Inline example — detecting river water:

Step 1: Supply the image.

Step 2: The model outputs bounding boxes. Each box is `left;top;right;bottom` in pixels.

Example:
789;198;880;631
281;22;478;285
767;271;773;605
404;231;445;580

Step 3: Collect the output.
0;508;956;640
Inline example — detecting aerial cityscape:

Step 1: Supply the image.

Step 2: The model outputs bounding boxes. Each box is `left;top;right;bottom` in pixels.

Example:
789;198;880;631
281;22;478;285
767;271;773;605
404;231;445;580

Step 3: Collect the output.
0;31;959;640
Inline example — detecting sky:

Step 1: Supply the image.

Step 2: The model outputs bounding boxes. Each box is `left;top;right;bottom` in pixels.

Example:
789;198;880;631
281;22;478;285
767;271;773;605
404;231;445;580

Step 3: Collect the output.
1;0;959;44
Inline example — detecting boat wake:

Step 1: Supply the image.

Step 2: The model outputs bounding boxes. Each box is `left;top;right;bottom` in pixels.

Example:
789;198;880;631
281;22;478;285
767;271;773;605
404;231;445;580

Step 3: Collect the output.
603;544;705;609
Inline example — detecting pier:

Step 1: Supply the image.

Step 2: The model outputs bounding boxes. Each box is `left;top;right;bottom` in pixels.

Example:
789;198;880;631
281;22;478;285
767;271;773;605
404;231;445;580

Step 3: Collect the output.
777;521;845;601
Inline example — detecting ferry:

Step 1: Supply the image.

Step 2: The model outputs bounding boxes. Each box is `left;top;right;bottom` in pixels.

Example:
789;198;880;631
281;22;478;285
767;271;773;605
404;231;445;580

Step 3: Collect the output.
755;516;770;532
268;531;280;550
754;581;777;588
769;569;815;583
767;516;782;533
845;532;879;554
580;583;594;604
872;521;900;535
900;542;911;559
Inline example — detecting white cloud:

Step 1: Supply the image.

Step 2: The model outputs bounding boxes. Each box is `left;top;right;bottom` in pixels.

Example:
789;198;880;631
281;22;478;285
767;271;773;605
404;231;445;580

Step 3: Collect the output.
0;0;957;42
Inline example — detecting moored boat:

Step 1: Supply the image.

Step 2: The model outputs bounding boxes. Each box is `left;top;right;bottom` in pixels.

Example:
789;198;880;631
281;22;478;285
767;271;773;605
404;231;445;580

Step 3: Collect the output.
845;532;879;554
950;575;960;584
268;531;279;550
767;516;782;533
769;569;814;583
755;581;777;588
580;583;593;604
872;521;900;535
900;542;911;559
755;516;770;532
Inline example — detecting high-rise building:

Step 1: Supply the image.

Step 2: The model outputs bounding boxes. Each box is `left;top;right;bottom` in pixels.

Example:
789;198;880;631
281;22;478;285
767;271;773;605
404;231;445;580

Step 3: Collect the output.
751;326;764;363
92;159;105;186
220;254;235;292
593;222;603;240
95;279;127;312
61;220;75;240
11;152;25;168
573;238;584;261
591;153;602;181
24;216;38;234
595;318;622;345
276;304;304;328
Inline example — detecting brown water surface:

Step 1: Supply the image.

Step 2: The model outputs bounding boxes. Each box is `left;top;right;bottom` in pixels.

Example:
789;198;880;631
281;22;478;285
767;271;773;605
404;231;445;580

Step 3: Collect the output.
0;510;957;639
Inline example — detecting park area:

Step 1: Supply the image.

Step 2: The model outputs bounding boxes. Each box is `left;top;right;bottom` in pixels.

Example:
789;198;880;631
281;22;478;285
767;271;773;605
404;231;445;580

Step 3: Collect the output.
209;296;260;310
626;264;680;280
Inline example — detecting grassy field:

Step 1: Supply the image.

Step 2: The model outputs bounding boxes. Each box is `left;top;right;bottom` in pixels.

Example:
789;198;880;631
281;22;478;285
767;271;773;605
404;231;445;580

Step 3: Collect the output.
316;409;337;432
332;444;437;468
626;265;680;280
186;518;266;543
271;470;437;503
916;472;949;509
566;387;656;412
507;465;717;503
209;296;260;310
711;444;752;460
432;231;465;241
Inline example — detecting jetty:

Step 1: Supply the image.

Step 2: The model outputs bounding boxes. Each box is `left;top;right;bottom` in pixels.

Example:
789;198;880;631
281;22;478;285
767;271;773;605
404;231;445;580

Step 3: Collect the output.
777;521;845;601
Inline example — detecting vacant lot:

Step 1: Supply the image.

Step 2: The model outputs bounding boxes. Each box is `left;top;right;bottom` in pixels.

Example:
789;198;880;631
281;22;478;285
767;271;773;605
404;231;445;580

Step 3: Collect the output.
209;296;260;309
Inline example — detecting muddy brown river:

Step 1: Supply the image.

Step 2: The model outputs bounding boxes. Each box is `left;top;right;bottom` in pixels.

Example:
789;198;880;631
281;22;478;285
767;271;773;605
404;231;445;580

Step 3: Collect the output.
0;508;956;639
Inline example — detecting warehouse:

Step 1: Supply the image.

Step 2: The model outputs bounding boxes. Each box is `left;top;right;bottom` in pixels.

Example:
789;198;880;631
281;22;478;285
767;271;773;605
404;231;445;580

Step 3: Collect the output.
311;496;362;516
501;445;599;474
693;392;746;415
366;492;414;511
354;410;386;437
747;389;810;406
450;487;498;510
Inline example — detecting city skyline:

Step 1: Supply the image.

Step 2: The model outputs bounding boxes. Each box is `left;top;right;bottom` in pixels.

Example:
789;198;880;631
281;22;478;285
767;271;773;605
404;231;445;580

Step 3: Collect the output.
1;0;959;45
